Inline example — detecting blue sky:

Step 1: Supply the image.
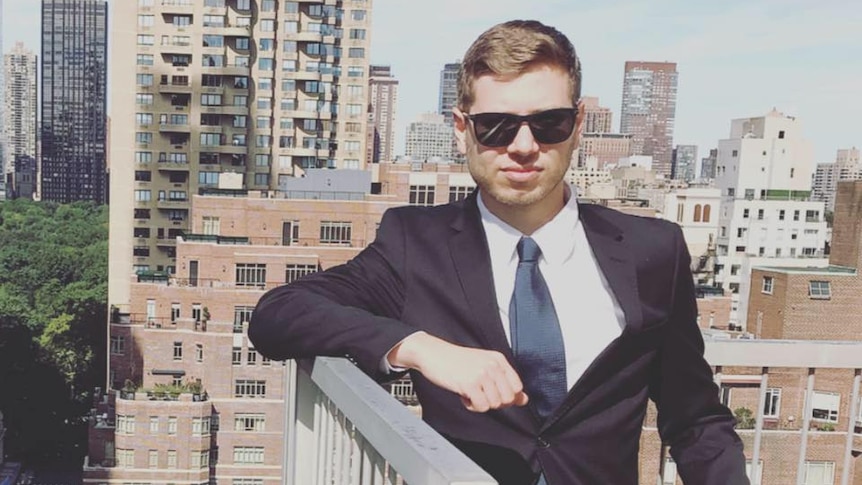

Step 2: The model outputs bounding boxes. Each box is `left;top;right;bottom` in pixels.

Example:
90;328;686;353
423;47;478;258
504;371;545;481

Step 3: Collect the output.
5;0;860;161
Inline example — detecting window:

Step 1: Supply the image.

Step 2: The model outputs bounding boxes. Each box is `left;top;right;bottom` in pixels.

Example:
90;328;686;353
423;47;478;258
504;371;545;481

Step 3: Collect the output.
191;450;210;469
285;264;317;284
285;1;298;13
137;34;154;45
117;415;136;435
236;263;267;288
693;204;702;222
202;34;223;47
779;209;785;221
809;281;831;299
351;9;367;20
192;417;211;436
133;227;150;239
762;276;774;294
232;346;242;365
702;204;711;223
348;47;365;58
234;95;248;106
111;335;126;355
117;449;135;468
811;391;839;422
233;446;264;464
173;341;183;360
757;209;764;220
168;416;177;435
347;66;364;77
794;210;800;221
200;133;221;146
449;186;473;202
730;265;740;276
148;449;158;468
719;385;731;407
247;348;257;365
135;150;152;162
743;208;749;219
171;303;180;323
235;379;266;398
763;388;781;418
254;173;270;186
803;461;835;485
203;14;224;27
320;221;352;245
195;343;204;362
259;57;274;71
134;209;151;219
409;185;436;206
235;414;265;432
199;171;219;186
201;93;222;106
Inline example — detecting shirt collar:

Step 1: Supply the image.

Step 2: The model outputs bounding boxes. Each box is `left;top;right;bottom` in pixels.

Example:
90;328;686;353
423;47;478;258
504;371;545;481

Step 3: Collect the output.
476;186;580;265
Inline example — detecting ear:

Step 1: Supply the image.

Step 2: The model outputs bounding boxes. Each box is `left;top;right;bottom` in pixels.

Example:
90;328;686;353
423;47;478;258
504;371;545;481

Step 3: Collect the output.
453;107;468;155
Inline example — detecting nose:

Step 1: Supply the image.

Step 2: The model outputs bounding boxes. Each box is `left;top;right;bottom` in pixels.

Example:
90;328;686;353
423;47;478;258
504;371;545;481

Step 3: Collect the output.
507;122;539;156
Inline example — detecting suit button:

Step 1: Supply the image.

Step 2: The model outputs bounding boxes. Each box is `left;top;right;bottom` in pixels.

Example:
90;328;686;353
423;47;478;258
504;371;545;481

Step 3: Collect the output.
537;437;550;449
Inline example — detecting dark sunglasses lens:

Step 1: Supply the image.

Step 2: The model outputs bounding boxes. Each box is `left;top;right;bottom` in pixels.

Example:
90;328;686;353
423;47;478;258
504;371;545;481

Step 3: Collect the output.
530;109;576;144
472;114;520;147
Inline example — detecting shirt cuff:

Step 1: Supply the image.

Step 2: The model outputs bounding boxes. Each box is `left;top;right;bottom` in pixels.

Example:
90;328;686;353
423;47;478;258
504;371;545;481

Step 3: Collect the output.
378;332;420;374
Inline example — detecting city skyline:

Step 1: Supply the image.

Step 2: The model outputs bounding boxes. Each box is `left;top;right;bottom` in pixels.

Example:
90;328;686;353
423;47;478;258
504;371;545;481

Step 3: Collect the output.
2;0;860;163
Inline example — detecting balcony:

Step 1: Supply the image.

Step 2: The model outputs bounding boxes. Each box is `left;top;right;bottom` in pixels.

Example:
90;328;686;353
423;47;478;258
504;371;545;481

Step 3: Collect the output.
287;357;497;485
201;64;249;77
222;24;252;37
159;1;193;14
157;160;190;171
158;83;192;94
201;105;247;116
156;198;190;209
158;122;191;133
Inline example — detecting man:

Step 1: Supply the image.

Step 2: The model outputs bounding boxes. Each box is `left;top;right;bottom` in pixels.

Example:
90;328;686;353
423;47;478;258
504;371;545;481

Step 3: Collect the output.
250;20;747;485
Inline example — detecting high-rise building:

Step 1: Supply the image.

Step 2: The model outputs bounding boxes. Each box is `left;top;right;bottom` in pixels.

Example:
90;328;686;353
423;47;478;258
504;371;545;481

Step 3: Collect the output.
438;62;459;125
619;61;678;178
671;144;698;182
578;133;632;169
581;96;613;134
404;112;452;161
367;65;398;163
700;148;718;180
4;42;38;168
108;0;373;286
812;147;861;211
41;0;108;204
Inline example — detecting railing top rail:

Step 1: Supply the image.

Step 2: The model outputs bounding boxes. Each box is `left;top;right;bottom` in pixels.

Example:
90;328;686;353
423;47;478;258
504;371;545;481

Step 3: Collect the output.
305;357;498;485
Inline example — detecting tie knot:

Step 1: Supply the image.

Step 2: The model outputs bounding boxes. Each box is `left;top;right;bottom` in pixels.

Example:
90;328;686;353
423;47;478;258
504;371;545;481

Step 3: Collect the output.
516;237;542;263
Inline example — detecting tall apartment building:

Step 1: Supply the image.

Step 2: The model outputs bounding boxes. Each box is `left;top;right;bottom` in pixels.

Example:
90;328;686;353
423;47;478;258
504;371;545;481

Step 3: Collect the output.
108;0;373;292
4;42;37;171
619;61;678;178
812;147;861;211
404;112;452;161
580;96;612;134
438;62;459;125
84;162;475;483
713;110;827;326
671;144;698;182
366;64;398;163
41;0;108;204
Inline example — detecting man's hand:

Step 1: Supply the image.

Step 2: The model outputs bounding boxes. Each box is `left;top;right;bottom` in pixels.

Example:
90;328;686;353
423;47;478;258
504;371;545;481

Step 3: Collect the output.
388;331;529;412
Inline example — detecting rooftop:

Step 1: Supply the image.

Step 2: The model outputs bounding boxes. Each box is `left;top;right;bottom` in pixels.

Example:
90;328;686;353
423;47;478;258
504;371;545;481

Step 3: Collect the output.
754;265;857;275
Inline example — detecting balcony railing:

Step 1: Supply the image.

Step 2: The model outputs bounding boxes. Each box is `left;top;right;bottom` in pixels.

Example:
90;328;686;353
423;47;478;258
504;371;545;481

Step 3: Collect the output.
288;357;497;485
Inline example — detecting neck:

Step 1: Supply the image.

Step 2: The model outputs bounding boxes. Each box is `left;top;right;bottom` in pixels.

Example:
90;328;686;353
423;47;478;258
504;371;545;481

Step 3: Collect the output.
482;184;568;235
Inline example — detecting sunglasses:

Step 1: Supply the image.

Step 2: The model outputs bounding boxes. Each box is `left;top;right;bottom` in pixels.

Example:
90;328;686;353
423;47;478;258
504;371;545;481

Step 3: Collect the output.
463;107;578;147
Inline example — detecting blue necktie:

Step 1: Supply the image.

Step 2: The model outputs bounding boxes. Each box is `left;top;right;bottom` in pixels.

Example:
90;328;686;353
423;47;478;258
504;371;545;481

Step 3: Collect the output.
509;237;567;420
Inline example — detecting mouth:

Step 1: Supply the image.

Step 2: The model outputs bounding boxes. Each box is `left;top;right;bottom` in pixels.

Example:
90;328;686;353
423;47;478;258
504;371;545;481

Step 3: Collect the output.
501;166;541;183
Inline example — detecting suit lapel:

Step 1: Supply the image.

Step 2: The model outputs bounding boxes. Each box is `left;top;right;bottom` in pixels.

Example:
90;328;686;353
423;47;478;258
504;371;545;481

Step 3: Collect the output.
447;194;515;360
541;204;646;431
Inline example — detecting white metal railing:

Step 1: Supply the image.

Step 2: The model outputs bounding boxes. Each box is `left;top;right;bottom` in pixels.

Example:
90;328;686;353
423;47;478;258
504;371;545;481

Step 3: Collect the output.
286;357;497;485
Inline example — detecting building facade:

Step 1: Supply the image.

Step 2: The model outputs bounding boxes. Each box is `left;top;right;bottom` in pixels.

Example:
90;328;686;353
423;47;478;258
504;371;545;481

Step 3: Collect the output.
671;144;698;182
3;42;38;172
437;62;459;125
812;148;861;211
578;132;632;169
41;0;108;203
367;64;398;163
700;147;718;180
85;161;476;483
580;96;612;134
619;61;678;178
403;112;453;161
108;0;374;296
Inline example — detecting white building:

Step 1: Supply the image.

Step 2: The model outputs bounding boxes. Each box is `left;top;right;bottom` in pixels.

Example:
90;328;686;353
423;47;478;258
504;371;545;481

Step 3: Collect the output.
714;109;828;326
3;42;38;171
661;187;721;262
404;112;454;161
568;155;613;198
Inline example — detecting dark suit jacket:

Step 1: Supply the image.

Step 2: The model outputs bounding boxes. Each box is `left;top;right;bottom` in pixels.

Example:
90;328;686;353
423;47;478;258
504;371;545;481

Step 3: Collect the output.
249;193;748;485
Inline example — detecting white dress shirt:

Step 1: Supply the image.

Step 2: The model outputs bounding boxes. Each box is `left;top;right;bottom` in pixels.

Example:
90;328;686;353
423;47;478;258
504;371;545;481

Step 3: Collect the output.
477;189;626;390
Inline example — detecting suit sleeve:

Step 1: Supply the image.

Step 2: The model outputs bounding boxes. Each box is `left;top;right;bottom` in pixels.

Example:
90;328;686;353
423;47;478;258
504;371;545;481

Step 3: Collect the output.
649;224;749;485
248;208;417;381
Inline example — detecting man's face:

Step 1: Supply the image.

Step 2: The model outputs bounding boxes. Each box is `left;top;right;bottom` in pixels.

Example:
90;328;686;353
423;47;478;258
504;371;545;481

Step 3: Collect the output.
454;64;582;214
